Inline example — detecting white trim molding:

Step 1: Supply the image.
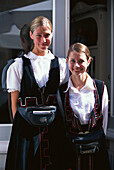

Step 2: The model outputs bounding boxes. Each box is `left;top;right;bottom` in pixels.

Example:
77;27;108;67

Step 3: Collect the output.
52;0;70;58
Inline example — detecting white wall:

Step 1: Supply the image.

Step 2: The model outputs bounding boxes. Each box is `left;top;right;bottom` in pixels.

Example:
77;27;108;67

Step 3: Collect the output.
0;125;12;170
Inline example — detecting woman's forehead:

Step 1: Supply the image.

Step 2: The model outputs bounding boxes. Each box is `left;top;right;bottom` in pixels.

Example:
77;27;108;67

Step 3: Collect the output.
33;26;52;33
70;51;86;57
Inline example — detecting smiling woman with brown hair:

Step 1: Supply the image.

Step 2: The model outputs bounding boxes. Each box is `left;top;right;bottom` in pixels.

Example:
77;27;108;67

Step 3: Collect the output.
59;42;110;170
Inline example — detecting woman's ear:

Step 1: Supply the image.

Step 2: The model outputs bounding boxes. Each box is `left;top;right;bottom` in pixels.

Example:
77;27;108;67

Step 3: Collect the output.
66;58;68;63
51;32;53;38
30;31;33;40
87;58;91;67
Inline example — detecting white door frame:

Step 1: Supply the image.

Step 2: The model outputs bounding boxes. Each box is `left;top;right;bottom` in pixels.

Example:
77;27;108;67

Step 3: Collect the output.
52;0;70;58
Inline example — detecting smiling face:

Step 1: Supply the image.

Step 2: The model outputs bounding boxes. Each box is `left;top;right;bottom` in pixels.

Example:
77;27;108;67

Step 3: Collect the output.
67;50;90;77
30;26;52;56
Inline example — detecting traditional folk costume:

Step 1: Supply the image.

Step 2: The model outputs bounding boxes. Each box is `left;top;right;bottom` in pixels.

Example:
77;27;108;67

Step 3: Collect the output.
5;51;69;170
59;74;110;170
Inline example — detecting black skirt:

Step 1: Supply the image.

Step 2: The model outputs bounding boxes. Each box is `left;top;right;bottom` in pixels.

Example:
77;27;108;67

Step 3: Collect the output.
63;130;110;170
5;111;66;170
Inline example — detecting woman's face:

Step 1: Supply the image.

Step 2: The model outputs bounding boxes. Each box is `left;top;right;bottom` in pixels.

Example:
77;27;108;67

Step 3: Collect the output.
67;51;90;77
30;26;53;55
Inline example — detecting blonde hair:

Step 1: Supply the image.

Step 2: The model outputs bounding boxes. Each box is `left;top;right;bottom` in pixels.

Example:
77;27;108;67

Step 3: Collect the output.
30;16;53;33
67;43;91;60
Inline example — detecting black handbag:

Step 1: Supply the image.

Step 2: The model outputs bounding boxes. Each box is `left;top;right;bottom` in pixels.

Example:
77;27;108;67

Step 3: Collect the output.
67;129;103;155
17;105;57;126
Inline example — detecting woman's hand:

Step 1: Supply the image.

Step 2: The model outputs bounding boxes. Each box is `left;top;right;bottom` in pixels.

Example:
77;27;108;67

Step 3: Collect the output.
11;91;19;118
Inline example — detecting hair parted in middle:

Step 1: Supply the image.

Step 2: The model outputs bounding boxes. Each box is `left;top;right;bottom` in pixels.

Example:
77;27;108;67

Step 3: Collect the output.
67;43;91;61
30;16;53;33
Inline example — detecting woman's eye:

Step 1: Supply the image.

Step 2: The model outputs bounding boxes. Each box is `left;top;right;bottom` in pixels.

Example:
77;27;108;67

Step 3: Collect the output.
70;59;75;63
37;34;41;37
45;34;50;38
79;59;84;64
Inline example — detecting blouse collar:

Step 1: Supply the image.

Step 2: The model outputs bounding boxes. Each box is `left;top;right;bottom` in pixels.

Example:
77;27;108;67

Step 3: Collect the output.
65;73;95;93
24;50;55;60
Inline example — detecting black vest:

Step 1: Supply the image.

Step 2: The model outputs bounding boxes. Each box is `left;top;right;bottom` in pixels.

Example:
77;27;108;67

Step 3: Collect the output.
59;79;104;134
18;56;60;107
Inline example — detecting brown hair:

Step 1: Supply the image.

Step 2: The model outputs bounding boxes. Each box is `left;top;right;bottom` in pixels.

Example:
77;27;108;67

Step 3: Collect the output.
20;23;34;54
67;43;91;60
30;16;53;33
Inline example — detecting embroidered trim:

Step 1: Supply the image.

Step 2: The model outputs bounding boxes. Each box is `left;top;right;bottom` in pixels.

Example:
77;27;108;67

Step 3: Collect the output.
65;84;103;133
18;97;38;107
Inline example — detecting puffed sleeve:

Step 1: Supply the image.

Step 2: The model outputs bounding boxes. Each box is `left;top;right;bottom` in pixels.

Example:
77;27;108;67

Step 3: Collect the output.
58;57;69;85
6;58;23;93
102;85;109;135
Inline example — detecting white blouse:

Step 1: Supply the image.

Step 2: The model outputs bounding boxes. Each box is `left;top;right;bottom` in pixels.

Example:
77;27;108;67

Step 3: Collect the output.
65;74;108;135
6;50;69;92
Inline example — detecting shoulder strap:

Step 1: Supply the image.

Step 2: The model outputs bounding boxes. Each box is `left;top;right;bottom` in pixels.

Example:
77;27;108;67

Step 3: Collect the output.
1;51;25;91
94;79;104;110
47;56;60;88
20;56;39;98
57;82;68;123
1;54;24;122
43;56;60;99
1;59;15;91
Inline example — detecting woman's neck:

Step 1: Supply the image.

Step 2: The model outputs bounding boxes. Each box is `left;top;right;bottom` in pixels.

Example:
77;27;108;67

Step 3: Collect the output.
71;73;87;91
32;49;49;56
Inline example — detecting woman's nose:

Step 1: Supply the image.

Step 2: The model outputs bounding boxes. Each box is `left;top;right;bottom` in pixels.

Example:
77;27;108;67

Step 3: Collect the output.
75;62;80;67
41;36;46;43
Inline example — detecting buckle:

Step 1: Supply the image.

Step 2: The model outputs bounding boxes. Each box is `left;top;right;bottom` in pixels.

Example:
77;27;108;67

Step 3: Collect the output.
78;131;89;134
80;141;99;154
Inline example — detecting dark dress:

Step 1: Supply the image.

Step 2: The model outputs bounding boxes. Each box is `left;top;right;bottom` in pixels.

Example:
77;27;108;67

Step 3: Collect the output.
59;80;110;170
5;56;66;170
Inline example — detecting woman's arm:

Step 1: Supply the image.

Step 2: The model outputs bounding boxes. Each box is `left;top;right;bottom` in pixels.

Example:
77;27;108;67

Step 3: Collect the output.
11;91;19;118
6;58;22;118
102;85;109;135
